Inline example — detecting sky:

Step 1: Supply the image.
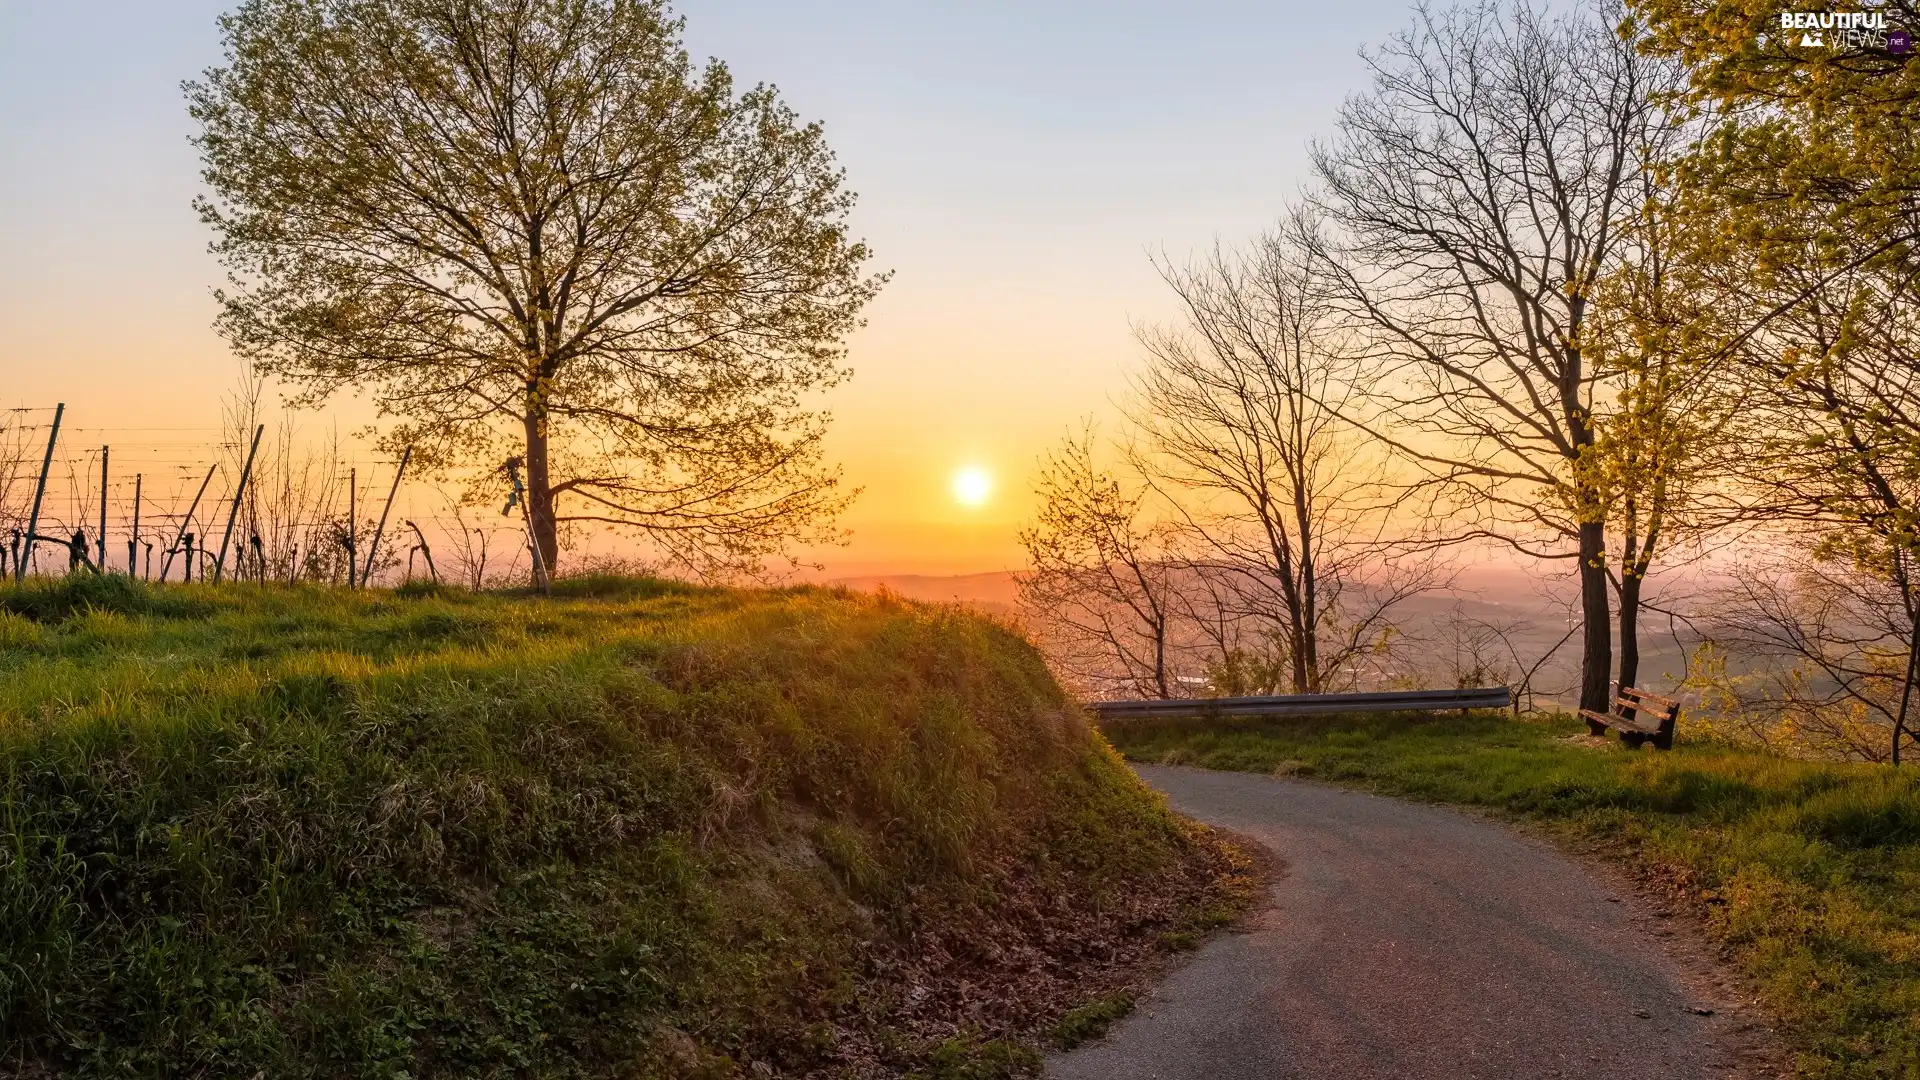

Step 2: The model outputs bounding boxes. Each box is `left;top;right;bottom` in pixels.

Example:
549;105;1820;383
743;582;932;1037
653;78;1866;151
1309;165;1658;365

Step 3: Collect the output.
0;0;1429;577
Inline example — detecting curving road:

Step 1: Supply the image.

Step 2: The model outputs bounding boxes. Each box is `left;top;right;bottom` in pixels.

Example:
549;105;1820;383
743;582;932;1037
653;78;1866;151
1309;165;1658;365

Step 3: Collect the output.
1048;765;1778;1080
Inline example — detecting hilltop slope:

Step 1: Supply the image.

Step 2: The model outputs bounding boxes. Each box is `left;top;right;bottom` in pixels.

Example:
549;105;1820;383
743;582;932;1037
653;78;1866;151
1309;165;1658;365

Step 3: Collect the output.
0;576;1247;1079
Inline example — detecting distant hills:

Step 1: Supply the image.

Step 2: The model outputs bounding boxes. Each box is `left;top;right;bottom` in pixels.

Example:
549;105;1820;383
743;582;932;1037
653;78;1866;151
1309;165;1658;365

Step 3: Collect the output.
827;571;1022;616
828;565;1703;700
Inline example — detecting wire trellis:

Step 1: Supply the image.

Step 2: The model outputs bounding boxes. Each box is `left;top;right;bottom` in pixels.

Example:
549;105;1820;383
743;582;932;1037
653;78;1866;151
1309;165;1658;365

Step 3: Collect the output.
0;404;538;589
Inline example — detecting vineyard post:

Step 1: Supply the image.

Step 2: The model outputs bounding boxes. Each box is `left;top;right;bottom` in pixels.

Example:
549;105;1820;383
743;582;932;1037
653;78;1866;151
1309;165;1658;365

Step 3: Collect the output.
161;464;217;582
346;467;357;587
18;402;63;582
97;445;108;571
212;424;264;583
359;446;410;588
129;473;142;577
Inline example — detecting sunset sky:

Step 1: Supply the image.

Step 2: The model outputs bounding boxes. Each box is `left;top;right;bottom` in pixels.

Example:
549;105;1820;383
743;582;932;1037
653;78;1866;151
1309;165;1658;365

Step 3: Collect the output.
1;0;1426;576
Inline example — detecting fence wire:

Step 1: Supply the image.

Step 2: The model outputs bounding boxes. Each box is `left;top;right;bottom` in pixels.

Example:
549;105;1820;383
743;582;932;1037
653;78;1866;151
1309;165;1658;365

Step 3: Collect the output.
0;406;539;588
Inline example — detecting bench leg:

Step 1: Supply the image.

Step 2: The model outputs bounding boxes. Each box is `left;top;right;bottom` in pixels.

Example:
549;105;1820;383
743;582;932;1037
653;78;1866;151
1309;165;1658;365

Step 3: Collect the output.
1652;714;1676;751
1621;730;1648;749
1586;716;1609;737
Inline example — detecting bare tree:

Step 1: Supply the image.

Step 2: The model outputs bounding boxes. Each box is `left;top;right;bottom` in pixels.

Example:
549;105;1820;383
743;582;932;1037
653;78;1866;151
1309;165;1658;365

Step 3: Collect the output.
0;412;61;577
190;0;883;577
1129;223;1434;693
1307;0;1685;713
220;370;359;584
1176;560;1296;697
0;412;40;547
34;453;101;576
1692;550;1920;763
1704;247;1920;762
1413;601;1580;714
1017;429;1191;700
436;488;503;590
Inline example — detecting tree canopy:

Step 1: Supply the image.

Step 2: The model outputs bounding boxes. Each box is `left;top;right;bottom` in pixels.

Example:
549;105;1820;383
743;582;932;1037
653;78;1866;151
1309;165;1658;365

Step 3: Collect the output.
1632;0;1919;275
189;0;884;575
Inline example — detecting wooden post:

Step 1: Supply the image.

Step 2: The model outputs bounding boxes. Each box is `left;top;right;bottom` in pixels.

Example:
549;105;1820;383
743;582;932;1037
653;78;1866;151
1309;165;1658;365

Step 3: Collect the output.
182;533;195;583
213;425;265;583
527;522;550;593
359;447;410;588
346;467;357;588
128;473;142;578
502;456;549;594
18;403;63;581
97;445;109;571
161;465;217;582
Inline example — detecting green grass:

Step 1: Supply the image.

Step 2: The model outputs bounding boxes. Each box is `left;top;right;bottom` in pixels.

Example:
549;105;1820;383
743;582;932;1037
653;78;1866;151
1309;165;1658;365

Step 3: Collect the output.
0;574;1240;1078
1047;994;1135;1050
1106;711;1920;1079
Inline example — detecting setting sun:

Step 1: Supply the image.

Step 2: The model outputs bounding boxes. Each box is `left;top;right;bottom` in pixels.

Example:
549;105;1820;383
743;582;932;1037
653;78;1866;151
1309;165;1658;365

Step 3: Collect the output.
952;465;993;507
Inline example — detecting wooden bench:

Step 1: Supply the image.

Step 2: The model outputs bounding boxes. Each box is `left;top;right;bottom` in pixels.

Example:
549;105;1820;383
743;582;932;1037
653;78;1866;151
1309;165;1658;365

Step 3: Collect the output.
1580;687;1679;750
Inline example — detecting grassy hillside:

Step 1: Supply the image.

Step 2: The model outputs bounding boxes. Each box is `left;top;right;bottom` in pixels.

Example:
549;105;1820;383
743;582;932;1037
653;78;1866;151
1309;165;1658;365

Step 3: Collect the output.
0;575;1248;1079
1107;712;1920;1079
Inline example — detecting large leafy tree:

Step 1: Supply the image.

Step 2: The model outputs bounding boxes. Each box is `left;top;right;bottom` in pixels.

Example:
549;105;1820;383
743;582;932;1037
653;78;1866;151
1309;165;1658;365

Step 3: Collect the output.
1632;0;1919;277
1585;187;1745;694
189;0;883;575
1632;1;1920;760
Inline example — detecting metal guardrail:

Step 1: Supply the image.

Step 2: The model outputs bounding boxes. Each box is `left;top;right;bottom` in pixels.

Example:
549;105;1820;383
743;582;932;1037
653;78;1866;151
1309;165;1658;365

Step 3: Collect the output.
1087;686;1513;722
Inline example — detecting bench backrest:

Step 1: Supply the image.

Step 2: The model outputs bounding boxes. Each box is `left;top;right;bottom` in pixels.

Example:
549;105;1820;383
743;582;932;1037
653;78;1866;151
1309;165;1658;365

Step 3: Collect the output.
1616;687;1679;721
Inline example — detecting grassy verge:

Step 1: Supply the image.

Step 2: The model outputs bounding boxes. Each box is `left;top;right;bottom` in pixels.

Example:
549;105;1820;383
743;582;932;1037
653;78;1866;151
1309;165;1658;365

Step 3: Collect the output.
1106;710;1920;1080
0;574;1250;1079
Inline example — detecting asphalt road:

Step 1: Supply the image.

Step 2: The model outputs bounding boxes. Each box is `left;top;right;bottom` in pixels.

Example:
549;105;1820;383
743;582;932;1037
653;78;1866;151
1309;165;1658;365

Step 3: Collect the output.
1047;765;1772;1080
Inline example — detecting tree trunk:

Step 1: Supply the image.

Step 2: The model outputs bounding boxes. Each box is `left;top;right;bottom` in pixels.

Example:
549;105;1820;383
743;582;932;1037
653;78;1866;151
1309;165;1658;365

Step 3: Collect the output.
1288;619;1311;694
1295;492;1322;693
1893;611;1919;766
522;409;559;578
1578;520;1613;714
1262;519;1312;694
1297;575;1322;694
1617;569;1642;694
1154;619;1170;699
